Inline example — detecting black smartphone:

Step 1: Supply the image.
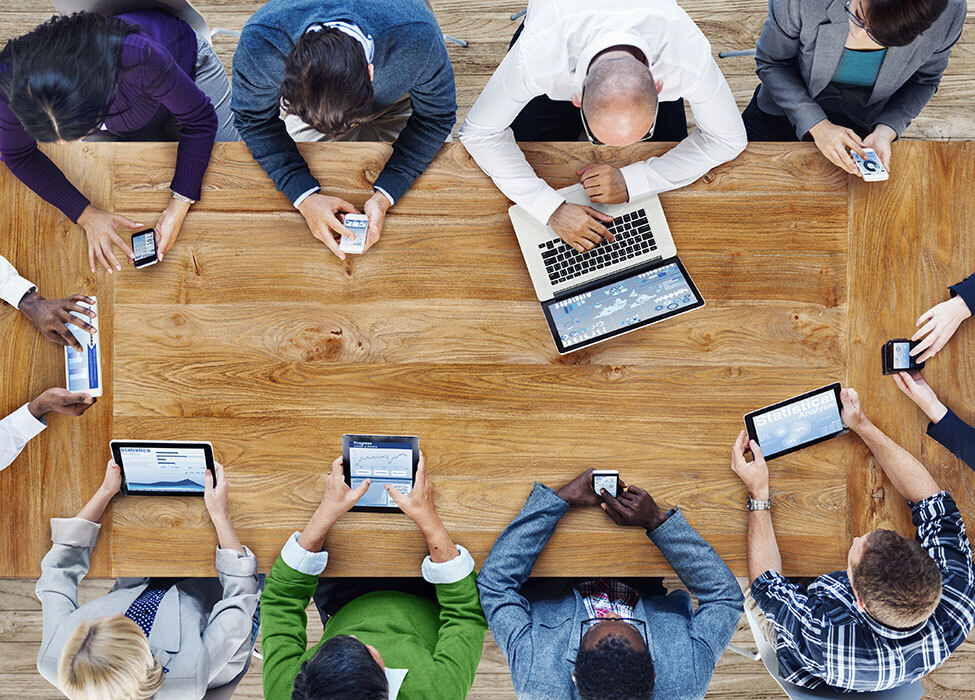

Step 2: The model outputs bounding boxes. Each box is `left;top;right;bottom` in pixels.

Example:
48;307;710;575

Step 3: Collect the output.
132;229;158;269
882;339;925;375
592;470;619;497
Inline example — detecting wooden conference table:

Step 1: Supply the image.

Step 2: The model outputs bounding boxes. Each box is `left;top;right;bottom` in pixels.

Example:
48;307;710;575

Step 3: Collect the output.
1;141;972;578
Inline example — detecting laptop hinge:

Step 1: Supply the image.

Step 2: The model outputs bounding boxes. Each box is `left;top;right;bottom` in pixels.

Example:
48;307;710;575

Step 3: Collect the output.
552;255;664;299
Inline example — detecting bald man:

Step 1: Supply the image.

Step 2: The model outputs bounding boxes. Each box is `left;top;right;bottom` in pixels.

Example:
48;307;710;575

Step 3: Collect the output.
460;0;747;253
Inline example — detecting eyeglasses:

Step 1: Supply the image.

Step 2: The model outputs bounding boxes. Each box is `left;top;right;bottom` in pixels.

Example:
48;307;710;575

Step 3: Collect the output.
580;90;659;146
579;617;649;649
844;0;884;45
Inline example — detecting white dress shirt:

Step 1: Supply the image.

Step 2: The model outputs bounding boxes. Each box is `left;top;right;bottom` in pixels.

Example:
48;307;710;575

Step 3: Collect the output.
459;0;747;226
0;255;44;471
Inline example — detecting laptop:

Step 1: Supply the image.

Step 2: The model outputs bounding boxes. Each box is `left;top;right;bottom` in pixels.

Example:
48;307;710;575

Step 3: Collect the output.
509;184;705;354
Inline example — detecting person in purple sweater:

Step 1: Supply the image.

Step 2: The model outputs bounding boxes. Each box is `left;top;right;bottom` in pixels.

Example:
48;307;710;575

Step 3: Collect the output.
0;11;236;274
893;272;975;469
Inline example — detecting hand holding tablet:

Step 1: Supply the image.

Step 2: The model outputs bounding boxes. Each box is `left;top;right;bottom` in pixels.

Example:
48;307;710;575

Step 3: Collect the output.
109;440;216;496
744;383;847;460
342;434;419;512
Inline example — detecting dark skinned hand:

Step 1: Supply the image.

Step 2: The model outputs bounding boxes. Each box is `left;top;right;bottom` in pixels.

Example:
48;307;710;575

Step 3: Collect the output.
600;483;669;531
554;468;602;507
18;291;96;351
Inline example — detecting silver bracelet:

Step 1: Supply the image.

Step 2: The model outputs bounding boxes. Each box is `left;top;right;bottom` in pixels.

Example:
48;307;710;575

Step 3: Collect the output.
171;191;196;205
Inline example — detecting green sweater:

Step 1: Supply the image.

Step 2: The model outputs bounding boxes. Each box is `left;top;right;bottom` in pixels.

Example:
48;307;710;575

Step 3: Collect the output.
261;555;487;700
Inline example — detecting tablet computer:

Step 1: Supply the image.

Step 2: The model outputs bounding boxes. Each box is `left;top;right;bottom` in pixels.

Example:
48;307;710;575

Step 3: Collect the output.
342;435;419;513
744;383;846;460
109;440;215;496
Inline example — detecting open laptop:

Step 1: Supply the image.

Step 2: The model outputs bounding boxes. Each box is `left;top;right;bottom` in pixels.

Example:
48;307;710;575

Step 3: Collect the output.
509;184;705;354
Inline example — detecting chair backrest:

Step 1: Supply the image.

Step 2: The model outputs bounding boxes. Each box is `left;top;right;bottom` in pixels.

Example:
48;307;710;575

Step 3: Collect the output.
50;0;211;45
742;603;925;700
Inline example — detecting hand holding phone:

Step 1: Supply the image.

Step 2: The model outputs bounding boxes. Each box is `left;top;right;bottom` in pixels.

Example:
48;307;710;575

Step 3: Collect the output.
339;214;369;255
852;148;889;181
882;339;925;375
592;469;620;498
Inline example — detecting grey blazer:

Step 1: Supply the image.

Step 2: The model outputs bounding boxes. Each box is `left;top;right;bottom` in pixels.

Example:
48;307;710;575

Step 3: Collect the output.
36;517;261;699
755;0;966;138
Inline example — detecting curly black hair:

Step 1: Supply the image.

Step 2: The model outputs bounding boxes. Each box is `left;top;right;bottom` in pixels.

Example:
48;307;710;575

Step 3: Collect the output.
574;633;655;700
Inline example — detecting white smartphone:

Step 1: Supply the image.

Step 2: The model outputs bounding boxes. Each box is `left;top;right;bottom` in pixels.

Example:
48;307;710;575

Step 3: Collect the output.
592;469;620;497
851;148;889;181
339;214;369;254
64;296;102;397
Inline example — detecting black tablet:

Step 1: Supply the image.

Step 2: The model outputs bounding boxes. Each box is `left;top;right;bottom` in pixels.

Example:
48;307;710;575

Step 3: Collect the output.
541;257;705;354
109;440;215;496
744;383;846;460
342;435;419;513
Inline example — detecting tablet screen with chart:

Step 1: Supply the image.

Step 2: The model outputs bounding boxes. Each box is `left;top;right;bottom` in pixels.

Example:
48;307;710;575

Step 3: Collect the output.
744;384;846;460
342;435;419;512
110;441;215;496
542;258;704;353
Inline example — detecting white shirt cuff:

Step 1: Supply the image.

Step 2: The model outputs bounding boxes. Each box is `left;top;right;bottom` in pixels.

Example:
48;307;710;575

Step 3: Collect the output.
293;186;321;209
620;161;655;202
50;516;102;547
421;544;475;584
8;404;46;442
0;277;35;310
373;186;395;207
280;531;329;575
529;188;568;229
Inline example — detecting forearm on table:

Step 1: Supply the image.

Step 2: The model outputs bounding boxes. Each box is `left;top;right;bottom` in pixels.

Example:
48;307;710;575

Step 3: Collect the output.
76;486;114;524
420;518;458;563
296;507;336;552
855;420;941;502
212;514;244;554
747;510;782;584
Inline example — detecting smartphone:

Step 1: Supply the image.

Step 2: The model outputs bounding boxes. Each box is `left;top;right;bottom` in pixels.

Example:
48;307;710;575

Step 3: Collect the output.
131;229;158;268
592;470;620;498
339;214;369;255
852;148;889;182
882;339;925;375
64;296;102;397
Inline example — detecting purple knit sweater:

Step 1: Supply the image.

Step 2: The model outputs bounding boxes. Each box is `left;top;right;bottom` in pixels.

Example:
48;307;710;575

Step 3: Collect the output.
0;11;216;222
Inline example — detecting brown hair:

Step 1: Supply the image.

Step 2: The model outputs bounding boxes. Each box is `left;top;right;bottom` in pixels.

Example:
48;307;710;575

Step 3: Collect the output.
280;28;373;138
864;0;949;47
852;529;942;628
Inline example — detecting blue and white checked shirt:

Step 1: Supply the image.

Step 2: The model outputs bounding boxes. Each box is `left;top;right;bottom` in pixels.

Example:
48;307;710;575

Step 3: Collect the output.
752;491;975;692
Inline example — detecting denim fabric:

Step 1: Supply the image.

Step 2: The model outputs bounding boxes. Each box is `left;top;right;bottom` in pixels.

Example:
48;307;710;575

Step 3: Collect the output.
477;483;744;699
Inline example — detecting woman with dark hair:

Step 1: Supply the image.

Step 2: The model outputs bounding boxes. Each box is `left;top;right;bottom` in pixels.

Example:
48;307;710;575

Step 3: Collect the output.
0;10;237;273
742;0;965;175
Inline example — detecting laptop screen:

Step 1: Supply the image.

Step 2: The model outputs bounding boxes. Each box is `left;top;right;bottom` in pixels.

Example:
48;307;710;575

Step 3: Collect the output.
541;258;704;354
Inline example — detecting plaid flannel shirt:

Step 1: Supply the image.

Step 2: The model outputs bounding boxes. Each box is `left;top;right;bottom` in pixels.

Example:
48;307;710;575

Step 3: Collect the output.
752;491;975;691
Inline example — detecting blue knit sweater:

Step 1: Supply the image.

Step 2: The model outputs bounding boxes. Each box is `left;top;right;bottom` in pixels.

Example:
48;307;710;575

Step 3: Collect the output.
231;0;456;204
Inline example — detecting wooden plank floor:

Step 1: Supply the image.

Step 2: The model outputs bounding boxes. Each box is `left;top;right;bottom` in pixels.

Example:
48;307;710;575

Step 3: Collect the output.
1;577;972;699
1;0;974;138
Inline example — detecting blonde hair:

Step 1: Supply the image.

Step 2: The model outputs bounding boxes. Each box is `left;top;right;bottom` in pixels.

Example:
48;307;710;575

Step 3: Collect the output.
58;616;165;700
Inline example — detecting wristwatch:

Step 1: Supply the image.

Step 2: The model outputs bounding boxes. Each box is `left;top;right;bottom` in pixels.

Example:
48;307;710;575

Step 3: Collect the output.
171;191;196;205
747;496;771;511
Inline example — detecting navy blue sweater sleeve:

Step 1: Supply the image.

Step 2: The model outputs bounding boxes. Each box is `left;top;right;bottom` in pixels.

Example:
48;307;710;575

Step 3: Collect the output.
372;22;456;202
231;22;319;204
949;273;975;315
928;408;975;469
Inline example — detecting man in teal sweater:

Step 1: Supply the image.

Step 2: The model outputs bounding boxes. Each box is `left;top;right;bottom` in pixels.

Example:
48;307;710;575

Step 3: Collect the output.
261;455;486;700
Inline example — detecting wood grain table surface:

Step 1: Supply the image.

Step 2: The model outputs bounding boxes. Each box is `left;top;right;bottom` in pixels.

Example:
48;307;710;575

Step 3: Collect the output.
0;141;972;578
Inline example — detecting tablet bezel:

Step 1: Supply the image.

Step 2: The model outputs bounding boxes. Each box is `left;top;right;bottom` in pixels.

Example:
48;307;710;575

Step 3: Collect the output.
541;256;705;355
109;440;215;497
743;383;846;461
342;434;420;513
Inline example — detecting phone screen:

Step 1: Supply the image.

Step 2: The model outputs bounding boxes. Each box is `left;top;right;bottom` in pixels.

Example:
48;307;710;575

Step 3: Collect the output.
132;230;157;264
593;473;619;497
891;341;912;370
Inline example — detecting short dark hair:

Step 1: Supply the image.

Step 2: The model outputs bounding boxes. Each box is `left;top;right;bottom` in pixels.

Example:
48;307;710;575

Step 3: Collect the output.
852;529;943;628
864;0;949;47
291;635;388;700
0;12;139;142
280;28;374;138
574;634;654;700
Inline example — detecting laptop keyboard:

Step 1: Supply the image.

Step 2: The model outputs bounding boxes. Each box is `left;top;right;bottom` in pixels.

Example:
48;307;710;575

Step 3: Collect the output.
539;208;658;286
